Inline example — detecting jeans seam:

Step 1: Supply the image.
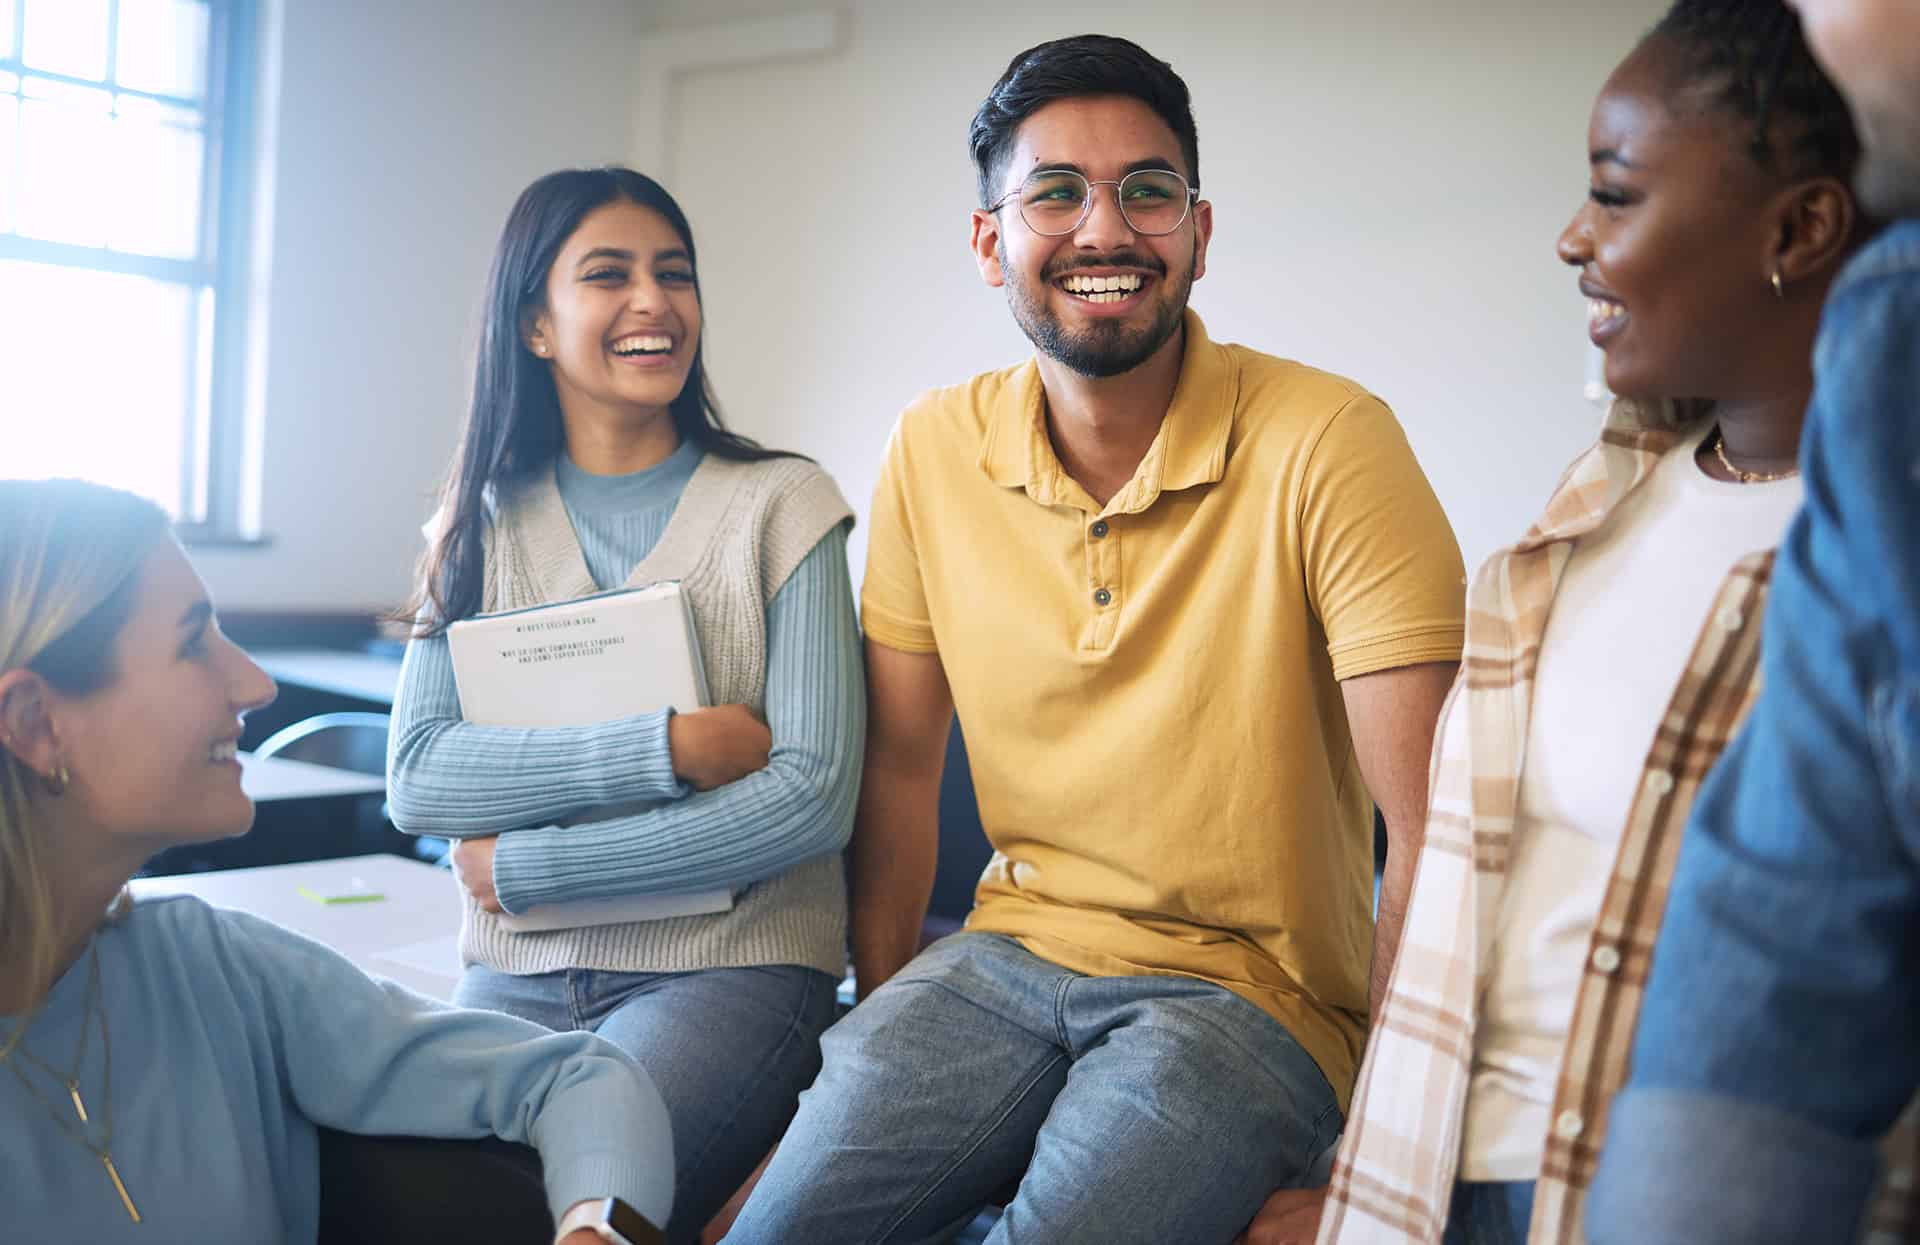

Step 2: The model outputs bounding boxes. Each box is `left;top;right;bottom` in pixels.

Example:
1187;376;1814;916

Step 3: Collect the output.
869;1049;1069;1245
675;972;826;1178
1051;973;1076;1054
566;968;588;1031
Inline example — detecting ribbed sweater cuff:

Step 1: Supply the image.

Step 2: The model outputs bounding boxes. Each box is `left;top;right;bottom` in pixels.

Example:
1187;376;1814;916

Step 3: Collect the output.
624;708;690;802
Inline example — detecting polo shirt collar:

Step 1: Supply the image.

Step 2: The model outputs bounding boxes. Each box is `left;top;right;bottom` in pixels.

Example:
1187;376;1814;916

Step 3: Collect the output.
979;309;1235;514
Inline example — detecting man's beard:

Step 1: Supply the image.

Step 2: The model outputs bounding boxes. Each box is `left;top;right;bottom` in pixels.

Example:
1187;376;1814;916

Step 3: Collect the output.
1001;245;1194;378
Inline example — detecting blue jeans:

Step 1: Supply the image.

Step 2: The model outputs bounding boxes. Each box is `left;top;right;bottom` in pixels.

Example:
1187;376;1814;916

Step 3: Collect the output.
1441;1180;1535;1245
454;961;837;1245
727;933;1343;1245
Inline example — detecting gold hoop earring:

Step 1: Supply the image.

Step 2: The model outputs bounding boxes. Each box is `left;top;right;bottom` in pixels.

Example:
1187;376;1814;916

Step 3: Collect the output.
42;766;69;797
1771;269;1785;300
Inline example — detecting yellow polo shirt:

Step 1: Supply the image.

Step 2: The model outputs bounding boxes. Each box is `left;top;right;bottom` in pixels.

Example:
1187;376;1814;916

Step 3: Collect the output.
861;312;1465;1104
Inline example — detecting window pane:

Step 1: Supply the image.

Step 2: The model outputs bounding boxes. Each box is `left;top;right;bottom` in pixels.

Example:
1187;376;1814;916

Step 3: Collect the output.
0;259;193;516
0;96;15;234
22;0;111;81
0;3;15;62
115;0;208;100
15;83;114;246
109;101;202;258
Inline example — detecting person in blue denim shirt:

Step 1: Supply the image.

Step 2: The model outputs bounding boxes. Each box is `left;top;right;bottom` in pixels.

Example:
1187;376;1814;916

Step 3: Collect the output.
1588;2;1920;1241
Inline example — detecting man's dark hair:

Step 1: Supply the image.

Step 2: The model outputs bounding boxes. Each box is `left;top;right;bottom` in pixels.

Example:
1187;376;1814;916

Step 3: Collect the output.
1649;0;1861;184
968;34;1199;208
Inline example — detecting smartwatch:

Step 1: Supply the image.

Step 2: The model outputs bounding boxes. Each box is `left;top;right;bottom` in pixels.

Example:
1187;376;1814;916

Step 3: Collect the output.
586;1196;665;1245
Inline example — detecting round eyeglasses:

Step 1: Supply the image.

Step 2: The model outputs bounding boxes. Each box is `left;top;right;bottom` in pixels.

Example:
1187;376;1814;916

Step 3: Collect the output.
988;169;1199;237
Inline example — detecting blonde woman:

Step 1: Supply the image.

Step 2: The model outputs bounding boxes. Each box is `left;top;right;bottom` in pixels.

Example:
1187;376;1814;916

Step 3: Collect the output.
0;478;672;1241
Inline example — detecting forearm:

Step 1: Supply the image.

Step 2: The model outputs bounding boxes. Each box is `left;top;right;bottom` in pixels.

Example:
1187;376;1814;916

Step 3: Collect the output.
847;765;942;998
386;635;685;837
246;912;674;1227
1368;813;1421;1023
1339;661;1456;1024
493;743;859;910
493;530;865;910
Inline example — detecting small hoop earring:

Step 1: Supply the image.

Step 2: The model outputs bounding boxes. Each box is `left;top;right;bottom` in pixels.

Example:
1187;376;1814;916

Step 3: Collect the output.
42;766;69;797
1771;269;1785;300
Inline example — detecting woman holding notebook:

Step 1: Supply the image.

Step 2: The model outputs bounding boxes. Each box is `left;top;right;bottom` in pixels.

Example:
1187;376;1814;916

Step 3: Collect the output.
386;167;863;1245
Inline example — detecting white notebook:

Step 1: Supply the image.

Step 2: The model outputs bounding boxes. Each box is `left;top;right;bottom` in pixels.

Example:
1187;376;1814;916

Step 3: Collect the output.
447;582;733;932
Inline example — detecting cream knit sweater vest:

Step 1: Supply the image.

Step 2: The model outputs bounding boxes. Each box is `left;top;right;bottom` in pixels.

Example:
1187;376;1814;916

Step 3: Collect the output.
459;452;854;978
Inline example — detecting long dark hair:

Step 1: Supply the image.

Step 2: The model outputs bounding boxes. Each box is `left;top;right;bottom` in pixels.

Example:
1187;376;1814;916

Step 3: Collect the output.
408;167;794;634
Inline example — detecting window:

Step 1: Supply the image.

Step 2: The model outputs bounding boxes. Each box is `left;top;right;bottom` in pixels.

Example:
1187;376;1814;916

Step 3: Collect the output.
0;0;259;537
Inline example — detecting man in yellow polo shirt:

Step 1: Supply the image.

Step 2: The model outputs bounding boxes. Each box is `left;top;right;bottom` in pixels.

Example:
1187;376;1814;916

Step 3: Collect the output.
728;34;1465;1245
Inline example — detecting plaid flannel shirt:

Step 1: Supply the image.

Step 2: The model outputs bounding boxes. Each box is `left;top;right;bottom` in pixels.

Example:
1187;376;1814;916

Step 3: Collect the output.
1317;398;1919;1244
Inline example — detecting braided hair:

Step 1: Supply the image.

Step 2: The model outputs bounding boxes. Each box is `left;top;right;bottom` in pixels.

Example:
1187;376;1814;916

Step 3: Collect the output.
1649;0;1861;184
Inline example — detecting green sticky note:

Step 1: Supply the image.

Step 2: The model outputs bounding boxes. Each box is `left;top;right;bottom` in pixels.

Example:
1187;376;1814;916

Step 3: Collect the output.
298;882;386;905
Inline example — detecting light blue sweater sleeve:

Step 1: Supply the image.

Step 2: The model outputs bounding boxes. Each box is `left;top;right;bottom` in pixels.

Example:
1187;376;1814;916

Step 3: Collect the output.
222;904;676;1227
0;897;674;1239
385;624;690;838
490;523;863;910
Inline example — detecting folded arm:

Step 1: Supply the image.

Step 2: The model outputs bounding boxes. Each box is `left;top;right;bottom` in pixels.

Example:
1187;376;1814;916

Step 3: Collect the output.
386;635;689;840
488;526;866;910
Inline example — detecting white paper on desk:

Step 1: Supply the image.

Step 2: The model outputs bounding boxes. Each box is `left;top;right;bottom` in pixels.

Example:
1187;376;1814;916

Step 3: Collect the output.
370;933;463;979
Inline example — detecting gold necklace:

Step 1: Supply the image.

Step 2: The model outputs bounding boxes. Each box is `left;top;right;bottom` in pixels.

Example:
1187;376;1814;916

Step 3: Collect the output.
2;940;141;1222
1711;426;1798;484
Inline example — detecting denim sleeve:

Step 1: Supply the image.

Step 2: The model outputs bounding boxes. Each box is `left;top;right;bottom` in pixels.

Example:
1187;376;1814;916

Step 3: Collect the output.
1588;239;1920;1244
385;627;688;840
490;524;864;907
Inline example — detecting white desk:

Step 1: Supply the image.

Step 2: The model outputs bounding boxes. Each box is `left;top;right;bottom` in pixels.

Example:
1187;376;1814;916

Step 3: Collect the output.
240;751;387;803
252;648;403;706
130;855;463;1000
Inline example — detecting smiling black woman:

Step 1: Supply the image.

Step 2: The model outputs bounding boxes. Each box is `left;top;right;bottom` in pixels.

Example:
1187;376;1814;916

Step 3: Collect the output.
1309;4;1886;1244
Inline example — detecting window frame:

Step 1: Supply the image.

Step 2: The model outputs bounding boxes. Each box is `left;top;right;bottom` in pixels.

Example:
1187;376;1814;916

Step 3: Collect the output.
0;0;264;543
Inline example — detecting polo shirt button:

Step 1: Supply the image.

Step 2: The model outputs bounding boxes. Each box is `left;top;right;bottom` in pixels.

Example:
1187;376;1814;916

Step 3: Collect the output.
1591;945;1621;974
1717;606;1745;631
1555;1110;1585;1140
1646;769;1675;796
1093;587;1112;607
1090;519;1110;539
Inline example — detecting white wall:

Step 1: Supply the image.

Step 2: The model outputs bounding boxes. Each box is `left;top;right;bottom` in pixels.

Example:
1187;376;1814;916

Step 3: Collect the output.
193;0;644;612
664;0;1665;582
201;0;1664;611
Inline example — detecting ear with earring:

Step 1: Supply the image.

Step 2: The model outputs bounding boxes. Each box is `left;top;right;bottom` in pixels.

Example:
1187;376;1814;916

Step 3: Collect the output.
529;339;549;357
43;765;70;797
1771;268;1785;300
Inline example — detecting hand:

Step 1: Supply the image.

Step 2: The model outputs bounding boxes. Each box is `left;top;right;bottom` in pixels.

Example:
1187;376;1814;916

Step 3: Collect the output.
557;1232;603;1245
669;704;772;791
1234;1185;1328;1245
449;835;502;913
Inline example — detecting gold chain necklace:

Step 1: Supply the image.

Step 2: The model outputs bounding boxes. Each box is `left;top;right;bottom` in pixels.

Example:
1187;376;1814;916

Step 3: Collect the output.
2;940;141;1222
1711;425;1799;484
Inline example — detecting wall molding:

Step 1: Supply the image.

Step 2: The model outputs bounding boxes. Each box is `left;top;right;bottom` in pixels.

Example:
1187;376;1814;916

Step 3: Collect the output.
631;10;844;187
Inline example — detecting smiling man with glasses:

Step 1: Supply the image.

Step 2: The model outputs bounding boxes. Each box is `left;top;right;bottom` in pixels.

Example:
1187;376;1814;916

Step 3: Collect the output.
725;34;1468;1245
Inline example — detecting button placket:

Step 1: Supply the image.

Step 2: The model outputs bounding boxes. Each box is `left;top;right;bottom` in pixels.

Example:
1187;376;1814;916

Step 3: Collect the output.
1084;513;1121;649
